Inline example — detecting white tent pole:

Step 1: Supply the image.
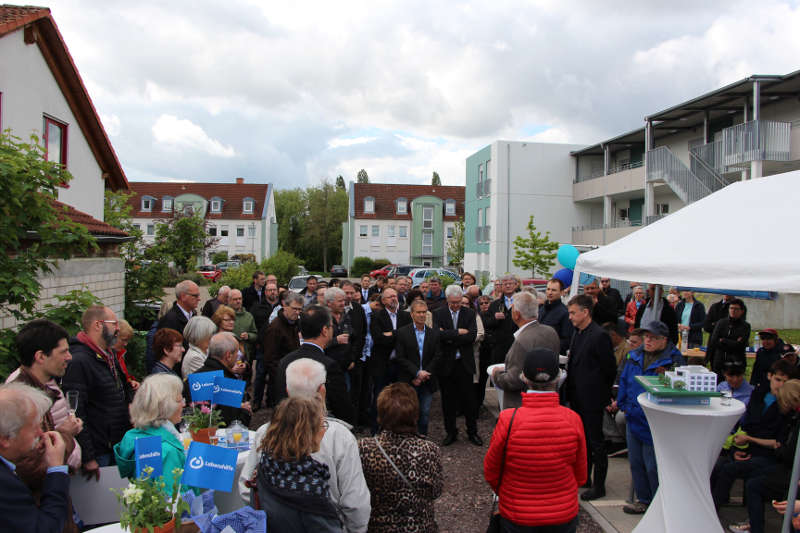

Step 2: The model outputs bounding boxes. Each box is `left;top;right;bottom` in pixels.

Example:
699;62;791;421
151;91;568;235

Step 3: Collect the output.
569;268;580;297
781;427;800;533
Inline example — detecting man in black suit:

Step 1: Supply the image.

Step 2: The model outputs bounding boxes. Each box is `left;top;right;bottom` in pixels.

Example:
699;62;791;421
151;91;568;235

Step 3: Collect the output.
600;277;625;317
368;288;411;433
342;281;368;425
275;305;355;424
156;280;199;360
359;274;372;302
0;382;70;533
395;299;442;435
368;275;386;298
482;274;519;365
564;294;617;501
434;285;481;446
242;270;266;311
583;278;618;326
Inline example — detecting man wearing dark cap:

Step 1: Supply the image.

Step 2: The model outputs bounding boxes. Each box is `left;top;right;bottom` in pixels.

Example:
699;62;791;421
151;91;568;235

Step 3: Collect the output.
484;348;586;532
750;328;784;389
617;320;685;514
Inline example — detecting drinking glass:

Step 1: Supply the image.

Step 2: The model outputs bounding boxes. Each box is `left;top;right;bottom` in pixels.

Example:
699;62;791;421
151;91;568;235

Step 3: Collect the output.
721;390;733;406
66;391;79;416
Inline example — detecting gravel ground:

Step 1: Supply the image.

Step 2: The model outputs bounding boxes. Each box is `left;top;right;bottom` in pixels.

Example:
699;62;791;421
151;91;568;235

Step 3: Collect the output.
251;389;605;532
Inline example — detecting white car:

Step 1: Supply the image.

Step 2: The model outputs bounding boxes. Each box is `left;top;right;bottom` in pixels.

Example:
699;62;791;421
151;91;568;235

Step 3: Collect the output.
288;275;312;293
408;268;462;288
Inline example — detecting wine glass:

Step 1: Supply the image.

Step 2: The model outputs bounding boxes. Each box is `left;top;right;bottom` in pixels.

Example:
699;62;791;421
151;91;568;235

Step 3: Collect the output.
66;391;78;416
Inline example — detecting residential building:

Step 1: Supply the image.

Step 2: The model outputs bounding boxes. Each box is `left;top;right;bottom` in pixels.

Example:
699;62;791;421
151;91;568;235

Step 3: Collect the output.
0;6;130;329
127;178;278;263
341;183;465;271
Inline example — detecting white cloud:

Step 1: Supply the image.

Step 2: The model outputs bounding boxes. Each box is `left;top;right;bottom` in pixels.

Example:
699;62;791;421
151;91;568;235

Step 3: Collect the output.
100;113;121;136
327;136;378;149
151;114;236;158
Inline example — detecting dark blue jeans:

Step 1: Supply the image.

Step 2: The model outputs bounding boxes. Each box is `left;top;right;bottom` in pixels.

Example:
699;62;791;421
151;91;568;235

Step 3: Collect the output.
627;425;658;504
415;381;434;435
712;454;777;508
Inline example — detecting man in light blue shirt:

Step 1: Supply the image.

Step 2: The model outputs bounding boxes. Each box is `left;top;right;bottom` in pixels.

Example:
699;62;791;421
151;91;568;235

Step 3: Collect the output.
717;362;754;425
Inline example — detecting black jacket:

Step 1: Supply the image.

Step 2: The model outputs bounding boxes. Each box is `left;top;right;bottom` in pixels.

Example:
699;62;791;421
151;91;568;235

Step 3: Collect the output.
704;298;730;335
674;300;707;347
750;338;785;389
347;304;367;364
0;462;70;533
250;299;277;334
565;321;617;412
275;343;355;424
157;301;195;352
259;309;301;364
592;291;619;326
195;357;251;427
62;337;132;463
368;308;412;379
706;317;751;374
326;311;354;370
394;324;442;390
482;296;518;365
538;300;573;355
201;297;222;319
432;305;477;376
242;283;265;312
740;383;785;457
634;297;679;345
603;287;625;317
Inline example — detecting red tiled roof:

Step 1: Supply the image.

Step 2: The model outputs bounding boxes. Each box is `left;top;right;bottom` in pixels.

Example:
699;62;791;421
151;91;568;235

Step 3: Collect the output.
0;5;128;191
53;200;128;237
353;183;465;220
127;181;270;220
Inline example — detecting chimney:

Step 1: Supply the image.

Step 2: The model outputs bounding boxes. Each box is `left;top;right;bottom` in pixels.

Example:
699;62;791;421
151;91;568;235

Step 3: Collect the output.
235;177;244;185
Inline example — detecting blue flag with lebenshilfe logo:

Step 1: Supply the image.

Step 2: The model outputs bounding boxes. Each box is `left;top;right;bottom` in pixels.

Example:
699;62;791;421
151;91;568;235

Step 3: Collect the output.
212;376;245;408
187;370;223;402
181;441;238;492
134;435;162;479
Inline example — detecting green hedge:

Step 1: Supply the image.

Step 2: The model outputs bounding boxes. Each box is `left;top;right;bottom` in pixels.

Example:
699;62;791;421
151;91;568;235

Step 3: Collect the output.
350;257;374;278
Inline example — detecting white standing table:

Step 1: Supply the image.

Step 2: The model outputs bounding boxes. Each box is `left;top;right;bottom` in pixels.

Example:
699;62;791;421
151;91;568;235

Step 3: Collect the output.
633;394;745;533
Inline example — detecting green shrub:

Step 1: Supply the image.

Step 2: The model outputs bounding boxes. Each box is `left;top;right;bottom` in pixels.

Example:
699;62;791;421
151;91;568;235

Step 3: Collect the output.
425;271;458;288
124;331;148;380
210;251;228;264
260;251;300;286
211;261;260;296
350;257;374;278
166;270;209;287
372;258;391;269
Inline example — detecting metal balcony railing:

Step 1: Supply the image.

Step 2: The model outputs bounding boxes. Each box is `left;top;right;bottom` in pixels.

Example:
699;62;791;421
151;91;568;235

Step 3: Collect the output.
571;220;641;232
646;146;711;205
483;179;491;196
646;214;667;225
574;160;644;183
722;120;791;166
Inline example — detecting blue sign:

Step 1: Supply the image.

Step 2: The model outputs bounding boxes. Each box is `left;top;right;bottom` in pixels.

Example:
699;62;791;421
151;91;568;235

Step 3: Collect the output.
212;376;245;408
181;441;239;492
134;435;162;479
187;371;223;402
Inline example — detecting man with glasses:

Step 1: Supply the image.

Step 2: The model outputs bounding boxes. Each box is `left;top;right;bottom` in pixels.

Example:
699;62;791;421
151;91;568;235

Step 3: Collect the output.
63;306;132;480
706;298;751;377
157;280;199;351
483;274;520;365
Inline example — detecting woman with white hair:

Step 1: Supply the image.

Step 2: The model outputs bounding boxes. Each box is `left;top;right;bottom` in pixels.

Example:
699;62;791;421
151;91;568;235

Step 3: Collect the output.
181;316;217;379
113;374;191;495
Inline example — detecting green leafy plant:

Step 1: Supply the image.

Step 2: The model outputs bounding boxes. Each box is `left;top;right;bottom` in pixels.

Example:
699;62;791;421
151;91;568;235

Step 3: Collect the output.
425;272;458;288
210;250;228;265
210;262;261;297
112;466;188;533
512;215;558;278
149;212;217;273
349;257;374;278
260;250;300;286
372;259;391;270
446;217;465;267
184;403;226;431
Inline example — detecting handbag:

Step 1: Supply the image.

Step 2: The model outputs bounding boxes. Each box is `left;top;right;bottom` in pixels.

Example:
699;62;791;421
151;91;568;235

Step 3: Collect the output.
487;407;518;533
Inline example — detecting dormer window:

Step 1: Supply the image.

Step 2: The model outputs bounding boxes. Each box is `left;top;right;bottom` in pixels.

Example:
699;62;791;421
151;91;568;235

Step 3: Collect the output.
242;198;254;214
141;196;154;212
210;197;223;213
396;198;407;215
364;196;375;214
162;197;173;212
445;199;456;216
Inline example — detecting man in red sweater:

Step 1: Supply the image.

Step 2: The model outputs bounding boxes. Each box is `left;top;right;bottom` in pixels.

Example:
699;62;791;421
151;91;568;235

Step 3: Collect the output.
484;348;587;532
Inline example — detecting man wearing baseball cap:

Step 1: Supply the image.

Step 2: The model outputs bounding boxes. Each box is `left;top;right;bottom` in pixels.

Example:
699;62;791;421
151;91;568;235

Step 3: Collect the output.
484;348;586;531
750;328;785;389
617;320;685;514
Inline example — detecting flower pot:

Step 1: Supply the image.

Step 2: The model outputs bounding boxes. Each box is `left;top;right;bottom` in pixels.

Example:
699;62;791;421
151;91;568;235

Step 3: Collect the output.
135;516;175;533
190;427;214;444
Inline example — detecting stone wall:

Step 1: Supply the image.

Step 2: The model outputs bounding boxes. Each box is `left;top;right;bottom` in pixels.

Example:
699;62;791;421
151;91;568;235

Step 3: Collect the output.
1;257;125;330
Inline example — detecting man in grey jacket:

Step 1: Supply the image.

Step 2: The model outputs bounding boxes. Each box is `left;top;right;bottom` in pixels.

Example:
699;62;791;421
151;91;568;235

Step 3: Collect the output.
239;358;370;532
492;291;561;408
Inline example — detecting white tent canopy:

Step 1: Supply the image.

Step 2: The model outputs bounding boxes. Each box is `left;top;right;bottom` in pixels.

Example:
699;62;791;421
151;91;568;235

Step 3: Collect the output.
572;169;800;294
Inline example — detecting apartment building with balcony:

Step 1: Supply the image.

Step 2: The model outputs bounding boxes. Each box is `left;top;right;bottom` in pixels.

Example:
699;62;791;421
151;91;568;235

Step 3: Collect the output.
341;183;465;271
127;178;278;263
463;141;585;281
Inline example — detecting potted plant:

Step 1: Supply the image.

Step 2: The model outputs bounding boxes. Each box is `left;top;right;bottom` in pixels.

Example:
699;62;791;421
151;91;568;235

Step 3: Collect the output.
112;466;189;533
184;403;225;443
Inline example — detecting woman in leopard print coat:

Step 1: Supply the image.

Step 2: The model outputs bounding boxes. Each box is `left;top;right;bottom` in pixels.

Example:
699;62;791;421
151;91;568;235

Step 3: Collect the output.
359;383;443;532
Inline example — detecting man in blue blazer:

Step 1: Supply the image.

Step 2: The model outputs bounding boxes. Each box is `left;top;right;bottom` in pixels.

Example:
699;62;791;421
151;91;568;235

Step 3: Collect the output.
0;382;69;533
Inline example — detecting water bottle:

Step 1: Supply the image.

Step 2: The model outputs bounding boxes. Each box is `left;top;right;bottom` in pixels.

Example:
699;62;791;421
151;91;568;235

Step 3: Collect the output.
753;334;760;352
680;331;688;353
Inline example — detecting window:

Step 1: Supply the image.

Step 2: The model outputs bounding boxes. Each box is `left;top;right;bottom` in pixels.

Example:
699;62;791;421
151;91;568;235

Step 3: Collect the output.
447;226;454;239
422;232;433;255
445;199;455;216
248;225;256;237
396;198;407;215
236;226;245;237
399;225;408;238
146;224;155;236
220;226;229;237
210;198;222;213
364;197;375;214
387;225;396;237
479;163;484;182
485;207;490;226
141;197;153;211
359;225;368;237
243;198;254;214
43;116;67;169
371;225;380;237
133;223;141;231
656;203;670;215
162;197;173;212
208;226;217;236
423;206;433;229
619;208;629;220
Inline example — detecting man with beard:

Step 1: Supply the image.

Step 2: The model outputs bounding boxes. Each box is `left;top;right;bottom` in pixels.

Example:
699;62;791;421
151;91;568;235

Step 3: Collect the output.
706;298;751;377
62;306;132;480
538;278;573;355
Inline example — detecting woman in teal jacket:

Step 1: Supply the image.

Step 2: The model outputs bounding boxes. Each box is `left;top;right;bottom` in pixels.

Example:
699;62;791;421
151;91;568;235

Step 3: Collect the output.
114;373;190;495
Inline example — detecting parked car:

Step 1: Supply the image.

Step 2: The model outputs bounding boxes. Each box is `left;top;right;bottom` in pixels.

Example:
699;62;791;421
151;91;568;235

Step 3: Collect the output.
288;275;312;293
330;265;348;277
408;268;462;288
216;260;241;272
297;265;309;276
387;265;421;278
482;277;550;297
370;264;396;278
197;264;222;282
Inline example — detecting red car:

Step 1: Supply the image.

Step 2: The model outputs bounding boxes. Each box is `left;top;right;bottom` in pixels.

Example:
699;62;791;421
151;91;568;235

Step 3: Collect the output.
370;264;396;278
197;264;222;282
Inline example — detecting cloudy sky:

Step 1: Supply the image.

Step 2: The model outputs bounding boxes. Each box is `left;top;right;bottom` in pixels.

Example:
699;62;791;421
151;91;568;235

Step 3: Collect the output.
37;0;800;188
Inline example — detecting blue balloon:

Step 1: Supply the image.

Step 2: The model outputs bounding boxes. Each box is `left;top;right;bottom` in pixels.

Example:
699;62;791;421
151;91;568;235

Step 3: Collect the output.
557;244;580;270
553;268;574;288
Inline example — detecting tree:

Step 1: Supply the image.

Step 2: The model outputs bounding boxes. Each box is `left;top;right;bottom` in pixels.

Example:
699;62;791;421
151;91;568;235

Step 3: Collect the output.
274;188;306;256
0;132;97;320
512;215;559;278
335;175;346;190
356;169;369;183
301;179;348;272
431;171;441;186
210;250;228;264
446;217;465;267
149;212;216;273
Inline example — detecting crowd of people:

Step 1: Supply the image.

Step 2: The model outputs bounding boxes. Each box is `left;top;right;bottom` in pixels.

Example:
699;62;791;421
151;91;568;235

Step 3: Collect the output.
2;271;800;532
